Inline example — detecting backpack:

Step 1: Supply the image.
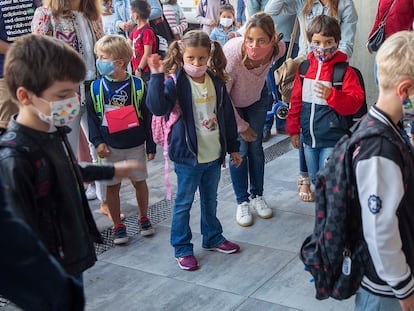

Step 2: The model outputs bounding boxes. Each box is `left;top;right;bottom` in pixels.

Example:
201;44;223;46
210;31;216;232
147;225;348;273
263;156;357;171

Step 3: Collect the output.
299;61;367;131
299;119;405;300
151;74;180;200
138;24;169;59
89;75;145;122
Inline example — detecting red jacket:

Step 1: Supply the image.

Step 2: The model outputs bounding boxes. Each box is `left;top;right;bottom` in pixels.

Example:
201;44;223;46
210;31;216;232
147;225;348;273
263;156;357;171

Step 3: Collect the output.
368;0;414;39
286;51;364;148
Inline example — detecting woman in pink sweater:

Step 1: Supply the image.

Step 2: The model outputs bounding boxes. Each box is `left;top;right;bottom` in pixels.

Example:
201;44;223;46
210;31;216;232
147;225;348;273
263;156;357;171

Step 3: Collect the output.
223;12;285;227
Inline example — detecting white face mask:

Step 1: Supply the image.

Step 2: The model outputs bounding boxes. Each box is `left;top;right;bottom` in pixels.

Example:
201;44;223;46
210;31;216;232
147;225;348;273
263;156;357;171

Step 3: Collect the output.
220;17;233;28
34;95;81;127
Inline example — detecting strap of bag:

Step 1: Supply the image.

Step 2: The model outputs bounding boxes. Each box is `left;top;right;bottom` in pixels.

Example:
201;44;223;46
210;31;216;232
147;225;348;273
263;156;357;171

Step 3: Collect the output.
300;14;308;55
379;0;397;26
286;17;299;59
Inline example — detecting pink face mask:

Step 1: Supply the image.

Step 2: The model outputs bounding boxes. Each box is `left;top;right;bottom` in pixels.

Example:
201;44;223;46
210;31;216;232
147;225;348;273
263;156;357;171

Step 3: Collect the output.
183;63;208;78
244;42;273;61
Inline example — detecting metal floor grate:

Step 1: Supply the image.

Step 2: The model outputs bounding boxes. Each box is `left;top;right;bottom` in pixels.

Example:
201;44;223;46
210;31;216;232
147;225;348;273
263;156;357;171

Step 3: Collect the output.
0;137;292;309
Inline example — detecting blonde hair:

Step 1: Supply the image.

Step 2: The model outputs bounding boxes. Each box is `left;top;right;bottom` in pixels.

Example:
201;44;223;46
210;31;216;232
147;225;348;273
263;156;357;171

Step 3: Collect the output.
376;31;414;90
302;0;338;18
94;35;133;69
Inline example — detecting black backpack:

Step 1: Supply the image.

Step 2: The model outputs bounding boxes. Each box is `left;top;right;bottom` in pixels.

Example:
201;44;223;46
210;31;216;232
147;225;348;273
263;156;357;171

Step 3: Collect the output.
299;61;367;132
299;119;406;300
138;24;169;59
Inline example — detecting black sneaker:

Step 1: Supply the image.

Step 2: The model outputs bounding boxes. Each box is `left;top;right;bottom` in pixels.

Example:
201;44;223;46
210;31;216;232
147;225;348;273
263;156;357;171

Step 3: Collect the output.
113;224;129;245
138;217;155;237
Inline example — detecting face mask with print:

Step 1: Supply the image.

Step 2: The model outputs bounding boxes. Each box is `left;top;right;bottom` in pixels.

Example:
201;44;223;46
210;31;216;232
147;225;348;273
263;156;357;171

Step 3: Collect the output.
244;42;273;61
402;95;414;121
96;59;116;76
35;95;81;127
310;44;338;62
183;63;208;78
220;18;233;28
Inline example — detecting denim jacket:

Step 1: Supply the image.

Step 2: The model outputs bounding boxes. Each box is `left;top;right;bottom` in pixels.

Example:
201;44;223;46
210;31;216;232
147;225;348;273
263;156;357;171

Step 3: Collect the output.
264;0;358;58
210;24;239;46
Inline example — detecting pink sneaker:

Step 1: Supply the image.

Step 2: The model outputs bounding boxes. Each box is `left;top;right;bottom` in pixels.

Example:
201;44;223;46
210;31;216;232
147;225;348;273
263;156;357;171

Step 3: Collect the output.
208;240;240;254
176;255;199;271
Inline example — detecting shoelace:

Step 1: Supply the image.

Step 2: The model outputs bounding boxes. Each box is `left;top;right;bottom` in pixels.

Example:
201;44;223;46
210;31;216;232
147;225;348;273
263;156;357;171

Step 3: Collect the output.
254;197;267;210
240;204;250;217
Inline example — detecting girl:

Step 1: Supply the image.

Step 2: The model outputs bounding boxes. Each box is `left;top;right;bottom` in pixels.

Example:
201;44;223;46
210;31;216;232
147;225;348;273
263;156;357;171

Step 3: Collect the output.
146;30;242;271
223;12;285;227
102;0;118;34
210;3;239;46
264;0;358;202
161;0;188;40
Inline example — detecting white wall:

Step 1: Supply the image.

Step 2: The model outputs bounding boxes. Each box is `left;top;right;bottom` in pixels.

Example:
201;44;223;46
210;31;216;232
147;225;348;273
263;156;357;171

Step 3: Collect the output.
350;0;378;105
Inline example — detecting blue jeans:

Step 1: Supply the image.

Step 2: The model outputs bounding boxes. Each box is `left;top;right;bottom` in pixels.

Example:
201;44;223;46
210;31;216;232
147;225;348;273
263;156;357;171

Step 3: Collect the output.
230;86;268;204
354;288;401;311
303;144;333;184
171;159;225;258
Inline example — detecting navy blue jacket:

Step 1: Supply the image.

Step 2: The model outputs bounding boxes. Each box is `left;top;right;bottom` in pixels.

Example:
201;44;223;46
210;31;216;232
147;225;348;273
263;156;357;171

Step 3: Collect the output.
146;70;239;166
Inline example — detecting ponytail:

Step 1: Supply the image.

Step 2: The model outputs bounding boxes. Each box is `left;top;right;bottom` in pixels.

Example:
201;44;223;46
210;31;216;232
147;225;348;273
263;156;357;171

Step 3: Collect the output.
209;40;228;82
163;40;183;75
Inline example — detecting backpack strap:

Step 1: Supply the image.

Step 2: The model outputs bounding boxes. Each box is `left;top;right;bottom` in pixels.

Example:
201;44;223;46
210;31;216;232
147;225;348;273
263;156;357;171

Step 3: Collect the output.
90;79;104;121
332;62;348;90
138;25;151;47
131;75;144;119
299;59;310;85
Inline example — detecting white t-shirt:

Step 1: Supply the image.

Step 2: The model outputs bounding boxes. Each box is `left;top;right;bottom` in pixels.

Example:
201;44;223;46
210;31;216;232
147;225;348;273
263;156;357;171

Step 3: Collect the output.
188;74;221;163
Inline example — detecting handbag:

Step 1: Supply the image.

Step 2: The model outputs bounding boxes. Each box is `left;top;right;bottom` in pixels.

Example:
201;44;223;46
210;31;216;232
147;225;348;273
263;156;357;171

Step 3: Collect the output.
274;17;305;103
105;105;140;134
367;0;397;53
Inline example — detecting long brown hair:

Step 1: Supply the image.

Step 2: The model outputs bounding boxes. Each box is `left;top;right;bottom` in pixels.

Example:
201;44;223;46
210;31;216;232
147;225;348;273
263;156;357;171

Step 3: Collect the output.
163;30;228;81
43;0;101;20
302;0;339;18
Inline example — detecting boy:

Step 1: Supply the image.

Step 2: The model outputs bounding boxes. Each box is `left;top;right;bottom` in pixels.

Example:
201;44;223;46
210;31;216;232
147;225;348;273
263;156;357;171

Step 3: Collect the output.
87;34;156;245
353;31;414;311
286;15;364;184
0;34;143;280
129;0;157;82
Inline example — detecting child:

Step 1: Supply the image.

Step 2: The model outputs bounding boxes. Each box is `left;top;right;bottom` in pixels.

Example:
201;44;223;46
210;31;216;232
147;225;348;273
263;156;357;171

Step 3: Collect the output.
129;0;156;82
87;34;156;245
352;31;414;311
146;30;242;271
196;0;228;35
161;0;188;40
209;4;239;46
0;34;143;280
286;15;364;185
102;0;118;34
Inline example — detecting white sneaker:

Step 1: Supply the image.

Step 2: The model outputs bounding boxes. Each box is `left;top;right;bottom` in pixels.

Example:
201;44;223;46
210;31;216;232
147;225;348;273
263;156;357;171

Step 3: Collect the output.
236;201;253;227
251;196;273;219
85;183;97;201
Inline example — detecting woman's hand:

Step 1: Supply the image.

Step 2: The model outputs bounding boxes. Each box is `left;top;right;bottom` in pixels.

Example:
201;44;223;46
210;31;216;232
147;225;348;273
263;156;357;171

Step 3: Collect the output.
147;54;164;74
240;126;257;142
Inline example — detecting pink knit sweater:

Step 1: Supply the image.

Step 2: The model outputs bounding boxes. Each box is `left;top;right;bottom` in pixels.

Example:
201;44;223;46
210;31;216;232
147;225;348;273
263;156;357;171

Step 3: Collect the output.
224;37;286;132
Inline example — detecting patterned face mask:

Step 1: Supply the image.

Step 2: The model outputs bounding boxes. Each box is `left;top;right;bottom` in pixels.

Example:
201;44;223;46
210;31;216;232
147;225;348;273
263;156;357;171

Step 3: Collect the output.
310;44;338;62
35;95;81;127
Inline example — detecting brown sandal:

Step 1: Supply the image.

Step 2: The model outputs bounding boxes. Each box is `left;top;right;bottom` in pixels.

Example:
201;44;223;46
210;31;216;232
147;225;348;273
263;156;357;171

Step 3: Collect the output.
297;176;314;202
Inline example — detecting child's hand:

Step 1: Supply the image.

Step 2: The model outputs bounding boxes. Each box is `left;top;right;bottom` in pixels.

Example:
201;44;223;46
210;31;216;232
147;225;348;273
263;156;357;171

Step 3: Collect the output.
228;32;240;39
147;153;155;161
230;152;242;168
314;82;331;99
96;143;110;158
147;54;164;74
113;160;145;179
240;126;257;142
290;134;300;149
208;20;216;27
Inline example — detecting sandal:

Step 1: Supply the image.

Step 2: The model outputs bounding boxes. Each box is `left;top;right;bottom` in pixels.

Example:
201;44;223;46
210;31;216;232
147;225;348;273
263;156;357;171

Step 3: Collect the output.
297;176;314;202
100;202;126;221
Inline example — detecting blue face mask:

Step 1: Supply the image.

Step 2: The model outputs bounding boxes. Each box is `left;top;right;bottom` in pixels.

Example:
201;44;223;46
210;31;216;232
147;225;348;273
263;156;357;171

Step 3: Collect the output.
96;59;116;76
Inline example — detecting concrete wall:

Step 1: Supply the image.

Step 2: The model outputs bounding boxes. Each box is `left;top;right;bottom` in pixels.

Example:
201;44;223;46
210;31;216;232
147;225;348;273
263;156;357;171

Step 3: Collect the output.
350;0;378;105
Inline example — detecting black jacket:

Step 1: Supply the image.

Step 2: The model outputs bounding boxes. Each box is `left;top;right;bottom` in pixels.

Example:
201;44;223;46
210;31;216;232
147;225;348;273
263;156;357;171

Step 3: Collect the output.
0;120;114;276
